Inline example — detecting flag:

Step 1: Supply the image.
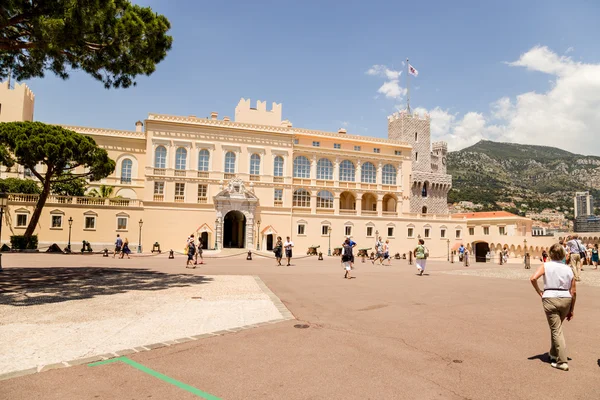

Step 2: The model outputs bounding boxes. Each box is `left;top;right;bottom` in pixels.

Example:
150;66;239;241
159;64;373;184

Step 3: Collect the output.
408;64;418;77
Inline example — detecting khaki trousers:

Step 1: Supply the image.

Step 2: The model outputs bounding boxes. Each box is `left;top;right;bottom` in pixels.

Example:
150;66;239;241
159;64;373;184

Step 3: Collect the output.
542;297;572;364
569;254;581;280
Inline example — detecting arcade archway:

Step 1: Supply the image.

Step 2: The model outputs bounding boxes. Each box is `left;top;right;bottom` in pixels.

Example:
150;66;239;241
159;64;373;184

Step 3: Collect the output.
223;211;246;248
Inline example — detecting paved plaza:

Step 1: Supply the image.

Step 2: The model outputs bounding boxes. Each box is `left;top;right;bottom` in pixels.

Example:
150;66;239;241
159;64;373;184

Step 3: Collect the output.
1;252;600;399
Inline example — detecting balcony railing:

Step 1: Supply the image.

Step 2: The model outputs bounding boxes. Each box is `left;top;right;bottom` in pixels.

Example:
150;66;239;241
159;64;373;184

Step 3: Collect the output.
120;177;132;184
382;211;397;216
361;210;378;216
224;173;235;179
274;200;283;207
197;171;209;178
273;176;284;183
153;194;164;202
340;209;357;215
174;170;186;177
249;175;260;181
8;193;143;208
153;168;166;175
197;197;208;204
174;195;185;203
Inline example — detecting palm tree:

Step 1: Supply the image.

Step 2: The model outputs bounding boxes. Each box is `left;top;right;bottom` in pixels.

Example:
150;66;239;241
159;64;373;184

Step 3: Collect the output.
88;185;114;198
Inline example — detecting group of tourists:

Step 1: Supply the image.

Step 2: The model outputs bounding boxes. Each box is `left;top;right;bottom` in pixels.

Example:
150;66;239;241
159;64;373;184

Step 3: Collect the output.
112;234;132;259
185;234;204;268
372;237;392;266
272;236;294;266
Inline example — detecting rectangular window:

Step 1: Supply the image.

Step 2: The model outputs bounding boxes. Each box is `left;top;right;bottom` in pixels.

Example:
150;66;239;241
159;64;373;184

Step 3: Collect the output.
51;215;62;228
469;227;475;236
456;229;461;239
373;148;380;153
16;214;28;227
334;143;341;149
345;226;352;236
366;226;373;237
274;188;283;206
175;183;185;202
322;225;329;235
154;182;164;194
424;228;430;238
441;229;446;238
312;141;320;147
197;184;208;203
297;224;306;235
408;227;414;238
387;227;394;237
395;150;402;155
117;217;128;230
85;216;96;230
499;226;506;235
354;145;361;151
294;139;299;145
483;227;490;235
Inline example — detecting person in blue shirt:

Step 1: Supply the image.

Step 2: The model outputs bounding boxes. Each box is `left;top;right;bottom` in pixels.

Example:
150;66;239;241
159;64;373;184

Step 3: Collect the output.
346;236;357;268
113;234;123;258
458;244;465;262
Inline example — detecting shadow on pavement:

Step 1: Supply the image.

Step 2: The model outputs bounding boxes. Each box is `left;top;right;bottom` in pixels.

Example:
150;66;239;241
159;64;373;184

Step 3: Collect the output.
0;267;212;307
528;353;552;364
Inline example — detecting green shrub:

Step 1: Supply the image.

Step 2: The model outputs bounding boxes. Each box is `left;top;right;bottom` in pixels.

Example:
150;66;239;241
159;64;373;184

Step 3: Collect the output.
10;235;38;250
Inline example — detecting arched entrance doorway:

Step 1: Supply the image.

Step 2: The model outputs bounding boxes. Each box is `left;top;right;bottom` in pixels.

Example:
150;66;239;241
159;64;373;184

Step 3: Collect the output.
224;211;246;248
474;242;490;263
201;232;209;249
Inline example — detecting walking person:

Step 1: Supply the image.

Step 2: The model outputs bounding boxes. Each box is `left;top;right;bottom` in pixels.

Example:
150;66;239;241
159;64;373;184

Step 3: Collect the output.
565;234;583;281
592;244;599;270
372;236;384;265
414;238;428;276
384;240;392;266
273;236;283;266
113;234;123;258
120;238;131;259
342;238;353;279
464;248;470;267
283;236;294;266
458;244;465;262
529;243;576;371
186;237;196;268
196;237;204;265
346;236;357;269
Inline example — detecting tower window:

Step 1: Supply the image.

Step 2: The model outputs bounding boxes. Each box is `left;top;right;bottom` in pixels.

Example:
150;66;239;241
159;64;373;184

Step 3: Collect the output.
415;152;418;162
415;132;418;142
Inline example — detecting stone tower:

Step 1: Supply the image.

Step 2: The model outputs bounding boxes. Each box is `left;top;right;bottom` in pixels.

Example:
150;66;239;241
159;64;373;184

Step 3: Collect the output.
388;111;451;214
0;81;35;122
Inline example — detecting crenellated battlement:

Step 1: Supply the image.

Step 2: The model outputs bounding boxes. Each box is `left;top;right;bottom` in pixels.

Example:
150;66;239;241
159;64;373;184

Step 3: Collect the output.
0;80;35;122
235;98;283;126
432;141;448;154
387;110;430;122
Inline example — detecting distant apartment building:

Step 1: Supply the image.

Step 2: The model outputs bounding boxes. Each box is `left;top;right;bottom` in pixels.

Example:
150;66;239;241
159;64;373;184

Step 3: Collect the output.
574;215;600;233
574;191;594;218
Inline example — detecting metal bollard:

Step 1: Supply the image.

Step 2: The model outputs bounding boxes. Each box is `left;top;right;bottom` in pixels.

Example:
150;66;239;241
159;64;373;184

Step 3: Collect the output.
169;249;174;259
499;252;503;265
318;252;323;260
103;248;109;257
408;250;413;265
451;252;454;264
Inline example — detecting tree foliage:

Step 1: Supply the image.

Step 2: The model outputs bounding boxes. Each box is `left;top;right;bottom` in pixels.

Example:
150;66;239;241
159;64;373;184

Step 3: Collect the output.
51;173;87;196
0;0;173;88
88;184;114;198
0;177;40;194
0;122;115;239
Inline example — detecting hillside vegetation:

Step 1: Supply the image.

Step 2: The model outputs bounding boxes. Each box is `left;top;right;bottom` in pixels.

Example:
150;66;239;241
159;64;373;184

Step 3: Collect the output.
447;140;600;217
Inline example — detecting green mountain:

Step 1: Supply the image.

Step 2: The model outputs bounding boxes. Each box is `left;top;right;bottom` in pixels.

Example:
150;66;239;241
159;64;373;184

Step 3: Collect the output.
447;140;600;217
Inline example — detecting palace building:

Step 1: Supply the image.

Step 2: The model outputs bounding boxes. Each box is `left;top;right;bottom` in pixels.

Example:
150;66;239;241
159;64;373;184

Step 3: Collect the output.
0;81;568;261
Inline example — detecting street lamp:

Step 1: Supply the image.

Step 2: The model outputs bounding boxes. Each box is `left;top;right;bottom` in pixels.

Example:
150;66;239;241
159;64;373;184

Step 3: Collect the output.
327;226;332;256
256;220;261;251
0;193;7;270
215;218;219;250
447;238;450;261
67;217;73;253
138;219;143;253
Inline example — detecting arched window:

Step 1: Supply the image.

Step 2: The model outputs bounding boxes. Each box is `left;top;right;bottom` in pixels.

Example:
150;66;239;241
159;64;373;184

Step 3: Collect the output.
293;156;311;178
361;162;376;183
382;164;396;185
422;206;428;214
317;190;334;208
121;159;132;183
250;154;261;175
175;147;187;170
316;158;333;180
224;151;236;173
339;160;355;182
154;146;166;168
273;156;284;177
293;188;311;207
422;182;428;197
198;149;210;171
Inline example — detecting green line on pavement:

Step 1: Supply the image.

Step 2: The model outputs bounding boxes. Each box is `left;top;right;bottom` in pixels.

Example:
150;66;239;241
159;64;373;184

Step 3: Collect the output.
88;356;221;400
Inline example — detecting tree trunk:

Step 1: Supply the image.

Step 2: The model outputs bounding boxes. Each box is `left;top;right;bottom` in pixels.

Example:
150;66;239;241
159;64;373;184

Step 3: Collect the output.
23;177;52;241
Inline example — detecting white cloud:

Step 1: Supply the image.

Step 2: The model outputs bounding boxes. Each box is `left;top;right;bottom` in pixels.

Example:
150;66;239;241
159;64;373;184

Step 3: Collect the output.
565;46;574;54
377;46;600;154
366;65;406;99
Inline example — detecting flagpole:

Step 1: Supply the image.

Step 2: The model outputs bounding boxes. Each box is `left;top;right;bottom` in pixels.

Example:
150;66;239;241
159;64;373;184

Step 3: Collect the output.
406;58;410;114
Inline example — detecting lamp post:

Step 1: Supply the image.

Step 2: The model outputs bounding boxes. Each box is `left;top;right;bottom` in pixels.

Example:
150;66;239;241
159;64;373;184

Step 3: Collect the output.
0;193;7;270
138;219;143;253
328;226;332;256
256;220;261;251
215;218;219;250
447;238;450;261
67;217;73;253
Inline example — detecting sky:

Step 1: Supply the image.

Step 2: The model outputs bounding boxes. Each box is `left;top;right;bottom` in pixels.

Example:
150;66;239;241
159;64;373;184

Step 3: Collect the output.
21;0;600;154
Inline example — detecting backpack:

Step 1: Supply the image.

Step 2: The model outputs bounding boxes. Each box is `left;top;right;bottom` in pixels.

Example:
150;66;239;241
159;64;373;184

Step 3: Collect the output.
423;245;429;259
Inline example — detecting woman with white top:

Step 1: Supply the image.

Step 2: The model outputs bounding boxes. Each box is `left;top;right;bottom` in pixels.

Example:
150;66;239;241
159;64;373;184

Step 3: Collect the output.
530;243;577;371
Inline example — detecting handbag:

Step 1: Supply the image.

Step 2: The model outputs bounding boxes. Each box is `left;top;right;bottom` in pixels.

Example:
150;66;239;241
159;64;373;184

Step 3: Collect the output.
576;241;586;259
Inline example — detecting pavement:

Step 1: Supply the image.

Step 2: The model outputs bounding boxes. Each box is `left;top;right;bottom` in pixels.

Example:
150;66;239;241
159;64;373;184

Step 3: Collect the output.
1;252;600;399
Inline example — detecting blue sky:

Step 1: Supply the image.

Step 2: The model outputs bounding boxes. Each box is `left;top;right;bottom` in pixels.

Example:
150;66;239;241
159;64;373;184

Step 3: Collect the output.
23;0;600;153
